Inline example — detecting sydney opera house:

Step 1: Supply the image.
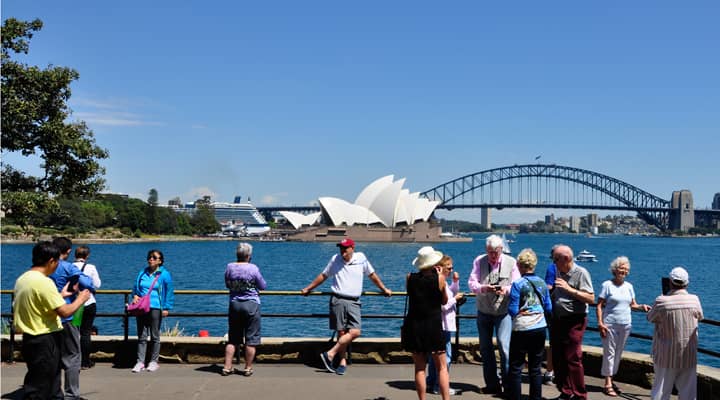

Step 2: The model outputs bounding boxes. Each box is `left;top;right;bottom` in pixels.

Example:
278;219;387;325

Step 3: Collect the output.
280;175;469;242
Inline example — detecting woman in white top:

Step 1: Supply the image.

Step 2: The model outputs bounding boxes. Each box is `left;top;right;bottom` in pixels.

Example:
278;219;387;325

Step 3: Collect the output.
596;256;649;397
73;245;101;369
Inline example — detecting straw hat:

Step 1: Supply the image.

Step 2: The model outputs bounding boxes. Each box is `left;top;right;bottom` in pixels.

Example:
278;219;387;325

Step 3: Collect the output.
412;246;443;270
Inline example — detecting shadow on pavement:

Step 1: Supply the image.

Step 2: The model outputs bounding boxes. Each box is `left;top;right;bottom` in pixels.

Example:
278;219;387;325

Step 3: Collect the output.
1;387;23;400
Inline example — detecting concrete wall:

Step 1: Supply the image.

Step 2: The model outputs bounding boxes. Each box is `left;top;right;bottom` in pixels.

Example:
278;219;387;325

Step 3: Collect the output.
2;335;718;397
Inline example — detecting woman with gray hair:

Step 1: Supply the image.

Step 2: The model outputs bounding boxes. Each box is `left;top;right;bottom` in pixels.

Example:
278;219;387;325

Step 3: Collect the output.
596;256;649;396
222;242;267;376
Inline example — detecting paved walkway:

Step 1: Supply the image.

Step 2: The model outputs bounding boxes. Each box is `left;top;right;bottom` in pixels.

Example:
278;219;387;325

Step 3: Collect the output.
1;362;661;400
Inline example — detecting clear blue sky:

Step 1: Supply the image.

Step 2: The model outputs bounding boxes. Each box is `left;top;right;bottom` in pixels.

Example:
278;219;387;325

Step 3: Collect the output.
3;1;718;223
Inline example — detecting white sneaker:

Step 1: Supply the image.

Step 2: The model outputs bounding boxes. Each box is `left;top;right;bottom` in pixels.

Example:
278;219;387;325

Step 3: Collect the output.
543;370;555;384
131;362;145;373
431;388;458;395
146;361;159;372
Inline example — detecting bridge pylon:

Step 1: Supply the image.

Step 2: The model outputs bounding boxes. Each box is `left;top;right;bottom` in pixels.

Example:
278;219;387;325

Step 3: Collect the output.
669;190;695;232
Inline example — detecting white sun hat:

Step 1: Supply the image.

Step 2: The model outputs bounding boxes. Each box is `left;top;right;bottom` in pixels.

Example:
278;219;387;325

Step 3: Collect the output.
412;246;443;270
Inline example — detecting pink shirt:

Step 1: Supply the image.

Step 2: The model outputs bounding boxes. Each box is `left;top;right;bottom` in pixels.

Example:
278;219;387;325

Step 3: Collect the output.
441;281;460;332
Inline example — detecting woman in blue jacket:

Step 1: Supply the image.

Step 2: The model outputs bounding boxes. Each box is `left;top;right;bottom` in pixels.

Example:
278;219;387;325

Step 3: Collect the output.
130;249;174;373
507;248;552;400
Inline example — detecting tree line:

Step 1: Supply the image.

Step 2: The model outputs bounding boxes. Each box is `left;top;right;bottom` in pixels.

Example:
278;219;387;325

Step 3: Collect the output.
1;191;220;238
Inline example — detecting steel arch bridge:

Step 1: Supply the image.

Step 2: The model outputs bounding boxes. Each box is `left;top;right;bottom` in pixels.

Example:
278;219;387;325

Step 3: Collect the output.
419;164;671;231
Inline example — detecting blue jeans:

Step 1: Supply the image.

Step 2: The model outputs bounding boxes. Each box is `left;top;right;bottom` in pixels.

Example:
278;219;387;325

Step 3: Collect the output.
427;330;452;391
477;311;512;391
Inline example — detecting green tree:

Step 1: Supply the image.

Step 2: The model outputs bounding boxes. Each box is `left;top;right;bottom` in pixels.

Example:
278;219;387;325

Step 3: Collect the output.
146;188;159;233
1;18;109;226
1;191;60;231
190;203;220;235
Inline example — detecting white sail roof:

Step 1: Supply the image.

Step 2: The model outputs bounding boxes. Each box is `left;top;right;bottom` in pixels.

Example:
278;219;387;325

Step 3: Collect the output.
279;211;321;229
355;175;394;208
282;176;439;229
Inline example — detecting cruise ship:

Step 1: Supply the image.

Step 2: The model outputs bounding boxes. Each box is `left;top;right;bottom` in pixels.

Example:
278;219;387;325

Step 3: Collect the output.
176;196;270;236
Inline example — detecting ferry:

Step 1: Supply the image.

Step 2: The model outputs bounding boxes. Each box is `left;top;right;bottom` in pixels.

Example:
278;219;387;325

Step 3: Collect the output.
575;249;598;263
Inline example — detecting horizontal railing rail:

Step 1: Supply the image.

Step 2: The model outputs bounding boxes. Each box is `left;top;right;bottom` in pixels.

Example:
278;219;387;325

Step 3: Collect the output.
2;289;718;362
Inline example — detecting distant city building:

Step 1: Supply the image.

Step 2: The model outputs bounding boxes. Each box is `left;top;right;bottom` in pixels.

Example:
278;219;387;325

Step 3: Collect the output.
713;193;720;210
587;213;598;228
545;214;555;225
481;208;491;230
569;216;581;233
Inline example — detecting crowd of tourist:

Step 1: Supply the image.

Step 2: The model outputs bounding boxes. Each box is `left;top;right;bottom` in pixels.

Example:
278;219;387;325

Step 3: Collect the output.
11;235;704;400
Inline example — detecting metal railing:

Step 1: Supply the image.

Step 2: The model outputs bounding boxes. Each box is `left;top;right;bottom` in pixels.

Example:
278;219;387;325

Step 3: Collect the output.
2;289;719;363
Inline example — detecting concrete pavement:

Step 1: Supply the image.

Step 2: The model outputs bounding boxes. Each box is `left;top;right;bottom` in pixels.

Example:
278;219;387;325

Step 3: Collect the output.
1;362;660;400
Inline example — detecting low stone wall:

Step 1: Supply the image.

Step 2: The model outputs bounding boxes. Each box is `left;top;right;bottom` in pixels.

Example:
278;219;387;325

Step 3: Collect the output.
3;335;718;397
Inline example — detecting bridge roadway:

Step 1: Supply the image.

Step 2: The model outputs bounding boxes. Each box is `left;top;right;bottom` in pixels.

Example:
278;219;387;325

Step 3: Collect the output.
1;362;664;400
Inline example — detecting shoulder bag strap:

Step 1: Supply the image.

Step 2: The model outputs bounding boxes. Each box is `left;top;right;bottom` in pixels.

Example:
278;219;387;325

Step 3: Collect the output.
527;278;548;313
147;271;161;292
403;273;410;317
80;261;88;272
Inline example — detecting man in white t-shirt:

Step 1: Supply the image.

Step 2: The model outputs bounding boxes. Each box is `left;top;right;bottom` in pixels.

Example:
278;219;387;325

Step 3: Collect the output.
72;245;102;369
301;238;392;375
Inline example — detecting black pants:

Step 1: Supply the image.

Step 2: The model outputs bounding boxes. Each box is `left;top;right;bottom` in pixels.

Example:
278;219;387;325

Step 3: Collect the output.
21;331;63;400
80;303;97;367
508;328;546;400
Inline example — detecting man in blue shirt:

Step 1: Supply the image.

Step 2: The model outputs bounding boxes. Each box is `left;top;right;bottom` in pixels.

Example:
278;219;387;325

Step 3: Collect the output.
49;237;95;400
542;245;561;384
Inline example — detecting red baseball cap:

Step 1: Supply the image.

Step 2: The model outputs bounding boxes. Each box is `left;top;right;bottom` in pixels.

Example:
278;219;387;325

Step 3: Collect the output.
337;238;355;248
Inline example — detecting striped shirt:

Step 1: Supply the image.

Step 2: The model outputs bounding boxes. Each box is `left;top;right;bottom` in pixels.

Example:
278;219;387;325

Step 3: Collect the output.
647;289;703;368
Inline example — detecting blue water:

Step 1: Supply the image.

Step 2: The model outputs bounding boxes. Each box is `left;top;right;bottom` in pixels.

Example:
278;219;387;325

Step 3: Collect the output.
2;234;718;367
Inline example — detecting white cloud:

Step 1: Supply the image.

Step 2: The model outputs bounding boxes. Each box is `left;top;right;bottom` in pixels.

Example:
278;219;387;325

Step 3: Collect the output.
74;112;165;127
186;187;217;201
260;192;289;205
70;96;165;127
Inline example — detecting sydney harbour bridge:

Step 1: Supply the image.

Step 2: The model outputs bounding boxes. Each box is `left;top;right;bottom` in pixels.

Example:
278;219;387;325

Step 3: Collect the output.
259;164;720;232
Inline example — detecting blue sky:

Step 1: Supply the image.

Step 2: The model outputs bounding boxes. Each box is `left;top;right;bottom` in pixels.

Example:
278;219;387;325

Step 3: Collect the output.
3;1;718;223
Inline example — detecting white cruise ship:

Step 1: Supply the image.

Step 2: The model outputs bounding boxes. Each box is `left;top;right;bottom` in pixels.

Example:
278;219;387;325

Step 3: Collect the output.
176;196;270;236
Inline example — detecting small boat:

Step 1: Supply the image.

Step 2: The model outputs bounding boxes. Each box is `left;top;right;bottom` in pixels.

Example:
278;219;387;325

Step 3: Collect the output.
575;250;598;262
501;233;512;255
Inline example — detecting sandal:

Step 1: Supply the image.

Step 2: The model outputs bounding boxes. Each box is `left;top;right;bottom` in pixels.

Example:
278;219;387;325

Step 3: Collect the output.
612;383;623;394
241;368;254;376
603;386;618;397
220;368;233;376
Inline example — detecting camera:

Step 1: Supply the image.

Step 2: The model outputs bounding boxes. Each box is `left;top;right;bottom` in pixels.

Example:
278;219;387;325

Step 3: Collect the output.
661;277;670;295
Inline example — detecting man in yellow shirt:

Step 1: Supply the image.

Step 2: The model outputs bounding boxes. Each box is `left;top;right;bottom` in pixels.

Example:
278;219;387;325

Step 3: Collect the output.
13;241;90;400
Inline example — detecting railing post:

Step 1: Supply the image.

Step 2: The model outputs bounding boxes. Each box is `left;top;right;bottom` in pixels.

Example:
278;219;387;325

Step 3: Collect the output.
453;298;461;363
9;293;15;363
123;293;129;342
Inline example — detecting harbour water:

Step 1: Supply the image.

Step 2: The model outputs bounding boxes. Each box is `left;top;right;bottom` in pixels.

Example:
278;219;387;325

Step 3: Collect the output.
2;233;718;367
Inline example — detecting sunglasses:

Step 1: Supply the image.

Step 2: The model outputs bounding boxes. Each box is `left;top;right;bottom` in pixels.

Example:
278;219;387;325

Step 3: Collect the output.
148;255;161;261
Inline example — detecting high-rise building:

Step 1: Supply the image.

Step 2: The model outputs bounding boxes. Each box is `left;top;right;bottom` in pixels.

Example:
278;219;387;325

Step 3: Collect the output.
481;208;491;230
713;193;720;210
545;214;555;225
570;216;581;233
587;213;598;228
